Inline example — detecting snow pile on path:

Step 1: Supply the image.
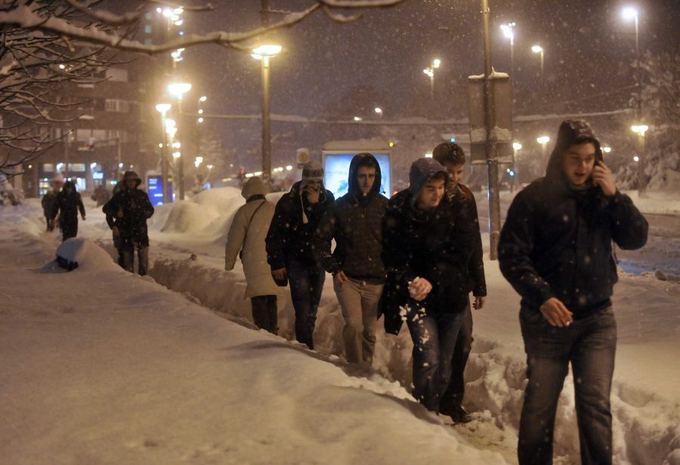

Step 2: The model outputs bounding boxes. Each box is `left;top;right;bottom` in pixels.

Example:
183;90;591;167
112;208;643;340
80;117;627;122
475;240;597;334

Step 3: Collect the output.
49;237;120;272
1;203;509;465
144;187;680;465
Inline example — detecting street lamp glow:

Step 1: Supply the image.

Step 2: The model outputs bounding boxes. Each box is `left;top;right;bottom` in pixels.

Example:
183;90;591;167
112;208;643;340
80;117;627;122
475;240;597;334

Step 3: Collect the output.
172;152;181;160
353;116;362;122
285;165;293;171
500;22;516;40
374;107;383;115
513;142;523;151
622;6;638;21
172;142;181;149
251;44;282;60
631;124;649;135
531;45;543;54
432;58;441;69
197;117;204;124
633;155;640;162
423;67;434;78
167;82;192;99
537;135;551;145
199;95;207;103
155;103;171;114
603;145;613;153
207;164;214;170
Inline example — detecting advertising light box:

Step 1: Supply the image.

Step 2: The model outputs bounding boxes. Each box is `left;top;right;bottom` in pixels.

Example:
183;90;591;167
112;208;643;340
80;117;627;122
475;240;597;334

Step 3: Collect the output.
147;175;172;206
322;152;391;198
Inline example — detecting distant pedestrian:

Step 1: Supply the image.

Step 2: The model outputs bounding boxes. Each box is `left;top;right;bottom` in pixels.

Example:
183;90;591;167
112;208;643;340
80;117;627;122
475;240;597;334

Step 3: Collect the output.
103;171;154;275
380;158;472;412
499;120;648;465
41;175;64;232
433;142;487;424
225;177;279;334
315;153;388;366
266;161;335;349
51;180;86;241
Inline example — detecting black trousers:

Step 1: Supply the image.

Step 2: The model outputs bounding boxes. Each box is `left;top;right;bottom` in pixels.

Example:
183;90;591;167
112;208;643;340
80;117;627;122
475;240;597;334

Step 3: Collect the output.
251;295;278;334
440;302;473;412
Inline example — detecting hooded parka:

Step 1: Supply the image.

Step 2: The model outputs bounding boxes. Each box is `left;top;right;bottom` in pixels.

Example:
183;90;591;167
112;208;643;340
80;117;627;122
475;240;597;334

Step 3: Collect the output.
225;177;279;298
102;171;154;247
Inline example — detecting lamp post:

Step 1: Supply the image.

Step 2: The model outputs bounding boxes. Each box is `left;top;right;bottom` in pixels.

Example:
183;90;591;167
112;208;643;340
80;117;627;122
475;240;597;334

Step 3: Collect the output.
622;6;641;118
374;107;383;119
155;103;172;203
536;135;551;172
252;44;282;183
631;124;648;195
422;58;441;99
531;44;544;85
500;22;516;77
512;141;522;192
167;81;192;200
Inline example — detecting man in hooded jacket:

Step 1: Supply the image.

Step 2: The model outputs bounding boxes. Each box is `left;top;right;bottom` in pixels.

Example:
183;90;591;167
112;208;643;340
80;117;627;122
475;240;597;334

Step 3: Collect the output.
51;180;86;241
225;177;279;334
499;120;648;465
266;161;335;350
314;153;388;365
103;171;155;275
380;157;472;412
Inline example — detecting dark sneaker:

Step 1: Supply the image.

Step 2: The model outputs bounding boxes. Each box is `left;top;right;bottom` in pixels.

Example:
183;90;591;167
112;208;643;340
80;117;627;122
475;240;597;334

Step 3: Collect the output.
447;405;472;424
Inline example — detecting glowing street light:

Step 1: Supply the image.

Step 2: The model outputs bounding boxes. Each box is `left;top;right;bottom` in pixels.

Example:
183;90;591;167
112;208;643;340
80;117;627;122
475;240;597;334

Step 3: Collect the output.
353;116;363;122
537;135;551;172
631;123;649;194
423;58;441;98
251;43;282;183
531;44;545;84
167;81;191;200
621;6;641;117
511;141;522;191
155;103;172;203
500;22;517;76
167;82;192;100
602;145;613;154
199;95;207;103
374;107;383;118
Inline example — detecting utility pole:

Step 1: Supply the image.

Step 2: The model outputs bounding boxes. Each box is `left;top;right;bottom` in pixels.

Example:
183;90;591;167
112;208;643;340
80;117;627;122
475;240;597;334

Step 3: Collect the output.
481;0;502;260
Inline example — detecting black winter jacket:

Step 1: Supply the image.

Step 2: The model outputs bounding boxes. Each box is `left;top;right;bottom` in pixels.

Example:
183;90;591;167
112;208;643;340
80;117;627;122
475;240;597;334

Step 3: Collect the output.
103;188;155;247
52;189;85;226
380;189;473;334
499;166;648;318
450;184;486;297
314;154;388;283
266;181;334;269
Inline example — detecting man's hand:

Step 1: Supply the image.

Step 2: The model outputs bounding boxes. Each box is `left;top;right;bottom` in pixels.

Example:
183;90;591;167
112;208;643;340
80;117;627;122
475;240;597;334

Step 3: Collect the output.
539;297;574;327
272;267;287;282
592;161;616;197
334;270;349;284
81;215;86;221
408;277;432;302
473;296;485;310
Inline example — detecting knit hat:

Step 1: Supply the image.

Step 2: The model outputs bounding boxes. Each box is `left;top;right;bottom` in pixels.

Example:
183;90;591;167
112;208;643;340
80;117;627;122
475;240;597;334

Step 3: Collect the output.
409;158;448;197
546;120;603;180
122;170;142;188
241;176;268;199
301;160;324;183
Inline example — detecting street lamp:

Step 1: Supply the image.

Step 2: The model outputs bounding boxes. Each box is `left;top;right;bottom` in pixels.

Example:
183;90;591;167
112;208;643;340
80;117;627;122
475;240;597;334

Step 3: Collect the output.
621;6;641;117
167;81;192;200
531;44;544;85
536;135;551;172
512;141;522;192
422;58;441;98
374;107;383;118
500;22;516;77
155;103;172;203
251;44;282;184
631;124;649;195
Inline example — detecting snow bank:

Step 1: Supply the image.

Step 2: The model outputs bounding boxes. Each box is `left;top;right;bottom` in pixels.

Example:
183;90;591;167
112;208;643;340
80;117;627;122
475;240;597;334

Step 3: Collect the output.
50;237;120;272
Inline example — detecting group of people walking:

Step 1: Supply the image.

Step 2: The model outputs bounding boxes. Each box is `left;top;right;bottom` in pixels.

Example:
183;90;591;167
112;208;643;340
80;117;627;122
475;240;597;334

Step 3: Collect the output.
226;119;648;465
41;176;86;241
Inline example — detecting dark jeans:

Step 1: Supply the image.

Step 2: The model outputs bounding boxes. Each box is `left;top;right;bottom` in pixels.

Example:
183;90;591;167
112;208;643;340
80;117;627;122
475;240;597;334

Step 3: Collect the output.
405;304;466;412
518;307;617;465
287;260;325;350
121;243;149;276
251;295;278;334
440;302;473;412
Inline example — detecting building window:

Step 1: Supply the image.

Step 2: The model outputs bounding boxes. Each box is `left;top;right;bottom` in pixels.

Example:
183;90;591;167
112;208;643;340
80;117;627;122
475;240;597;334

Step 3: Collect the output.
105;99;130;113
105;68;128;82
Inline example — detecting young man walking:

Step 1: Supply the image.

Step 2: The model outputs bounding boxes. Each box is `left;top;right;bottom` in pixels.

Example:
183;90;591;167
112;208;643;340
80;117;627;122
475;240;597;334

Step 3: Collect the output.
433;142;487;423
380;158;472;412
266;161;334;350
315;153;388;365
51;180;86;241
499;120;648;465
103;171;155;275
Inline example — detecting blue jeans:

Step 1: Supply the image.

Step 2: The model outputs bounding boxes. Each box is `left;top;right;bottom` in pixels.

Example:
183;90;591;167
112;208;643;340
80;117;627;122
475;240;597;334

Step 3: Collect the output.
406;304;465;412
518;307;617;465
441;301;473;411
287;260;325;350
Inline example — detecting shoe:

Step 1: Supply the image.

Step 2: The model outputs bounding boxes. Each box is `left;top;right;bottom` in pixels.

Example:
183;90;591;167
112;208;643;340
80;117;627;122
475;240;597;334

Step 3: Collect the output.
447;405;472;424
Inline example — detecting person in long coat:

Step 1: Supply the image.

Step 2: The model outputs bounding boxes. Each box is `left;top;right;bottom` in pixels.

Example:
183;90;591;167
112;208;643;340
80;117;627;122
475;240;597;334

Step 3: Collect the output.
225;177;279;334
51;180;86;241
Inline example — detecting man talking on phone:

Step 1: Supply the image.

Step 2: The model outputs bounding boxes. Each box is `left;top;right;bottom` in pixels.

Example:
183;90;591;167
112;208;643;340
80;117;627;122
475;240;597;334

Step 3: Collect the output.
499;120;648;465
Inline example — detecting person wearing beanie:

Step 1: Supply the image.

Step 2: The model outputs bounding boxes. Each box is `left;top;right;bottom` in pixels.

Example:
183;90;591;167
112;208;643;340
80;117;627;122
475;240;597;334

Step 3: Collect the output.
498;120;648;465
432;142;487;424
51;180;86;241
103;171;155;275
225;177;279;334
314;153;388;366
266;160;334;350
380;157;472;413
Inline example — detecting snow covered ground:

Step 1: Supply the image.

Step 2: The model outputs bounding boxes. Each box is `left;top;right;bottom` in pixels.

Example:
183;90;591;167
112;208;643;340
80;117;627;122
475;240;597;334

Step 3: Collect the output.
2;188;679;465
